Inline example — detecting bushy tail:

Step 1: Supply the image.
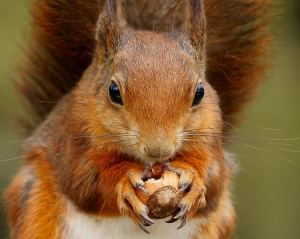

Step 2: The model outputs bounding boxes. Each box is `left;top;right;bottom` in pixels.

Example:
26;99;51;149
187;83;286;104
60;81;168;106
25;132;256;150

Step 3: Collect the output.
16;0;101;130
205;0;274;130
16;0;273;132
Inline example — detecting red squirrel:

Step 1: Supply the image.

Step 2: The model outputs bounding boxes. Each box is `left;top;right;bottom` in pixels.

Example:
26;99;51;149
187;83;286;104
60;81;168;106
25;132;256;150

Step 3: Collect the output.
5;0;273;238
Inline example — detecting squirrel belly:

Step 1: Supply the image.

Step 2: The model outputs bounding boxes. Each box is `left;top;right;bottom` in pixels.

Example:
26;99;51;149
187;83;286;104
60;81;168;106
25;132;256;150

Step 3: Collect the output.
5;0;273;238
63;196;234;239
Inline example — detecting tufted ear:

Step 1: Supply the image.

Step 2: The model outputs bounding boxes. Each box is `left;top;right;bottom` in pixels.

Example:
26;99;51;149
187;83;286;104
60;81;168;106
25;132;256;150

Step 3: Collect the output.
96;0;128;62
180;0;206;64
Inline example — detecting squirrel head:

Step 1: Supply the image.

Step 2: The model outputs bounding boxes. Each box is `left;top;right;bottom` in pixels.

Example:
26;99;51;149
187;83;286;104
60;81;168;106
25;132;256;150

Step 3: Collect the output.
75;0;221;164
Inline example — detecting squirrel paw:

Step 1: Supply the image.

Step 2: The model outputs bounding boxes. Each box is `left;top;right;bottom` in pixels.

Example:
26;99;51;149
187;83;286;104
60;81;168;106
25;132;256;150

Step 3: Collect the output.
116;169;154;234
168;163;207;229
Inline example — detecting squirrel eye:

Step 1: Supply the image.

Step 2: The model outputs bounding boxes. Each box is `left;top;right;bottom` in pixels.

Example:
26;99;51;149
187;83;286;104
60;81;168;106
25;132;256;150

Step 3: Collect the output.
109;81;123;105
192;83;204;107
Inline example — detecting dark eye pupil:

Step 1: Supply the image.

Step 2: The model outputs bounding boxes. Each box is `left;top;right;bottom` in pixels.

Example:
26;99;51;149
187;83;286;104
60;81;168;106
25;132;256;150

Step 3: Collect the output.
109;81;123;105
192;83;204;107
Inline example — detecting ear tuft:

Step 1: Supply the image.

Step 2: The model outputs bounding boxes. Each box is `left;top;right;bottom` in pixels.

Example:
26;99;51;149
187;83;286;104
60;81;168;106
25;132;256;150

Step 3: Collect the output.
96;0;127;62
178;0;206;64
189;0;206;51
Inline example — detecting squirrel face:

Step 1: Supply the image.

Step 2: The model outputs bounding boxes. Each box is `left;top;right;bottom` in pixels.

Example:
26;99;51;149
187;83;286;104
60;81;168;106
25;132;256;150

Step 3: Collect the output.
78;31;221;165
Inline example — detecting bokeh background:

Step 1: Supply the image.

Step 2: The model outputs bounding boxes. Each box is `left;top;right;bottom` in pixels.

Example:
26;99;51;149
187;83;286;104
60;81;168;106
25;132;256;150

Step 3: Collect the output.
0;0;299;238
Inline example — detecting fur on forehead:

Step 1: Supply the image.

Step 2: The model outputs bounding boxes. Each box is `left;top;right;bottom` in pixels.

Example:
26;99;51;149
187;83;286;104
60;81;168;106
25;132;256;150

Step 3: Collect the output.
114;31;202;86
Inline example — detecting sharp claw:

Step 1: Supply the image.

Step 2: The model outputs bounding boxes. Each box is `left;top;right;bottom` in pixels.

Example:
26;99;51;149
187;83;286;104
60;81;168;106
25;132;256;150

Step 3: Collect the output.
165;217;179;223
144;222;151;227
165;208;180;223
174;205;188;219
141;212;155;225
139;223;150;234
137;182;150;195
178;182;190;194
177;216;187;230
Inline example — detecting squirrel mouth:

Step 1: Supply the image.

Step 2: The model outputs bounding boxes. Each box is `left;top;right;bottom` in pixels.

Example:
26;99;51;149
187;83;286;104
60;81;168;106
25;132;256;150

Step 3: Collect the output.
143;161;172;180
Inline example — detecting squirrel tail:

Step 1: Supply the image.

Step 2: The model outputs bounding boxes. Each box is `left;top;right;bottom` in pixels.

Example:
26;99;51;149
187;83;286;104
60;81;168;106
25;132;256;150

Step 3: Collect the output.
16;0;100;131
205;0;274;129
16;0;274;132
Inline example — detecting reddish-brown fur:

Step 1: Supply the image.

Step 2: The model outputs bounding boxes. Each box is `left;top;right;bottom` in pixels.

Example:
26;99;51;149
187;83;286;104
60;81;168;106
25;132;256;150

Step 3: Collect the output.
17;0;272;131
6;0;273;238
6;151;65;238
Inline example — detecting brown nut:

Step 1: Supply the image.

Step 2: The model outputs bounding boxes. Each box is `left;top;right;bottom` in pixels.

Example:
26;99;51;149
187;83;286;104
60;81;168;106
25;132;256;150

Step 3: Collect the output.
147;185;181;219
135;171;184;219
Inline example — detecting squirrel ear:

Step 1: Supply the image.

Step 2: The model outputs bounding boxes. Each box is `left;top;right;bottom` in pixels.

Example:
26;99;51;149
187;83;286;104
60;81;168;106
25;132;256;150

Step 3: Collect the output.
96;0;127;61
183;0;206;64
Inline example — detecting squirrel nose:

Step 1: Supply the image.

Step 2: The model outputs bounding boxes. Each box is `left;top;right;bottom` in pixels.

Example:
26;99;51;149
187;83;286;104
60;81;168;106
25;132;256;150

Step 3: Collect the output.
142;144;175;160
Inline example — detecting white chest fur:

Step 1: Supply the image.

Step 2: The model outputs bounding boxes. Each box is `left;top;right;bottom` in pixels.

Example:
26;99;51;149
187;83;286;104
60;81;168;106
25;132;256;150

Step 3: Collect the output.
63;201;202;239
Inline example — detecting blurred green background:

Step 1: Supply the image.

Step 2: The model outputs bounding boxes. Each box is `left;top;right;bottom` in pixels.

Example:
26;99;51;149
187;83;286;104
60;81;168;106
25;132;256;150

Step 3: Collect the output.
0;0;299;238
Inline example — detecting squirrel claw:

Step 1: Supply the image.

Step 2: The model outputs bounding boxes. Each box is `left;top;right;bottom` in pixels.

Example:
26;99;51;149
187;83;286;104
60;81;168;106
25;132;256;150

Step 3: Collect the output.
177;216;187;230
178;182;190;194
165;208;180;223
174;205;188;219
165;216;179;223
141;212;155;225
136;182;150;195
144;222;151;227
139;223;150;234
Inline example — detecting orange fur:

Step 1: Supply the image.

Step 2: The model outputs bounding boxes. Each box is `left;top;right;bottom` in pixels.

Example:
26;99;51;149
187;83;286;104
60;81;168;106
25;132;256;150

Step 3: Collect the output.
5;150;65;238
6;0;273;238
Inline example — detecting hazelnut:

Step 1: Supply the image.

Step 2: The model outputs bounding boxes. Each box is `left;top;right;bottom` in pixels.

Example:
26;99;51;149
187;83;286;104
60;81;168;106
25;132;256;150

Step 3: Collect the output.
135;171;184;219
